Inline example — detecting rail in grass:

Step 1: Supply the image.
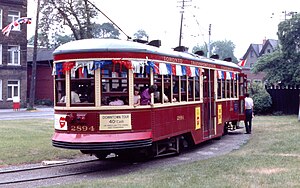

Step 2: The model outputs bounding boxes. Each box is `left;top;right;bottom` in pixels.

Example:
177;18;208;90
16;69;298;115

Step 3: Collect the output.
52;38;247;159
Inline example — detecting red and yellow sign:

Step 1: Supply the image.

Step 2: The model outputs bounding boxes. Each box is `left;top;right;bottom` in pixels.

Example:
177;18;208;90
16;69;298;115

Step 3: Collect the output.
195;107;201;130
218;104;222;124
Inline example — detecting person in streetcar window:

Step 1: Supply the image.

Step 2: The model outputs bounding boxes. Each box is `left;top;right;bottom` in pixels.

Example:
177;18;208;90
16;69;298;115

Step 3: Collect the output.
140;84;157;105
133;86;141;106
109;97;124;106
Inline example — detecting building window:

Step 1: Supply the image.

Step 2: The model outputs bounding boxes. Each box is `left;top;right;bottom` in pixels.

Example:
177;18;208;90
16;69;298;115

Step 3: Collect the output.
0;80;2;100
0;9;2;29
8;45;20;65
0;44;2;65
7;80;20;100
8;11;20;31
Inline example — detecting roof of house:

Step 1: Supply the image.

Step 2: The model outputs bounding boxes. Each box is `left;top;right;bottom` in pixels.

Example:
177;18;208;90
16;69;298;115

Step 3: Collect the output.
259;39;279;56
27;47;54;62
243;43;262;59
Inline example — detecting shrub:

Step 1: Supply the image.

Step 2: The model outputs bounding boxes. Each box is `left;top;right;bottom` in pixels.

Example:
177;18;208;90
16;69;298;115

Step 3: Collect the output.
250;83;272;114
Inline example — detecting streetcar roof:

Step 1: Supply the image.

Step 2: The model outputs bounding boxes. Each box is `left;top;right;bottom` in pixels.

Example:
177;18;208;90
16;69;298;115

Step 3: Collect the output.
53;38;241;70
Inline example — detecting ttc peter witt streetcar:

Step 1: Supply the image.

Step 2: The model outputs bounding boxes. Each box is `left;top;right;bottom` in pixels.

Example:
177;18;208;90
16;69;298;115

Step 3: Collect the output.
51;38;247;159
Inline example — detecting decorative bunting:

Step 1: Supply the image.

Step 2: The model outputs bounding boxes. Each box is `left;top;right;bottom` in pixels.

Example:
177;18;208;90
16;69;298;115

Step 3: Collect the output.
111;59;133;72
92;60;112;70
52;63;63;76
195;67;201;77
181;65;186;76
62;61;75;73
166;64;172;75
190;67;196;77
2;17;32;36
176;65;182;76
159;63;169;75
226;71;231;80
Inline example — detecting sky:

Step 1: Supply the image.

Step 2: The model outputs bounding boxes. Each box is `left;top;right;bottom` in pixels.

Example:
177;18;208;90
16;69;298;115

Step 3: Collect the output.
27;0;300;59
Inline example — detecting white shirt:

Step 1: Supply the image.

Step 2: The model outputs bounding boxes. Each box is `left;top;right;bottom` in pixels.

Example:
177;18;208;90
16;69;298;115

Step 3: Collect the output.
245;97;254;110
71;91;81;103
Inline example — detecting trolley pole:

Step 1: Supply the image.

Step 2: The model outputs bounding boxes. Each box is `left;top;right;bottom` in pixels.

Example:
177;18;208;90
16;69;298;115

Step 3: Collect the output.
178;0;191;47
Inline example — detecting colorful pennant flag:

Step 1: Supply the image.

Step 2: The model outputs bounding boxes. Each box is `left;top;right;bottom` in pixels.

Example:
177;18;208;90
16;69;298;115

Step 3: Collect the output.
238;59;247;67
2;17;32;36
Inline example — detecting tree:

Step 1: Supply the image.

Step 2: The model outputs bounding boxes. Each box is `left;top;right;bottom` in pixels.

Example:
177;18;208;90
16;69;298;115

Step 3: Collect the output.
192;43;208;56
253;13;300;120
36;0;121;48
249;82;272;114
38;0;98;47
133;29;149;40
210;40;238;63
192;40;238;63
91;23;120;39
253;14;300;86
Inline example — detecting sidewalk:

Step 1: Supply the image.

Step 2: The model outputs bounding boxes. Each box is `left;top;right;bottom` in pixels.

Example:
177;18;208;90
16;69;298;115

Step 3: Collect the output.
0;107;54;113
0;107;54;114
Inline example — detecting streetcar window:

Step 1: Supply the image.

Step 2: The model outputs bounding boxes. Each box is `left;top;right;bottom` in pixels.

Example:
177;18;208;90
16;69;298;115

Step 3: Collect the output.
195;74;200;101
217;78;222;99
101;63;128;106
134;68;150;95
70;64;95;106
239;75;244;96
55;71;66;106
173;75;180;102
188;76;194;101
203;69;209;98
181;75;187;102
163;75;172;103
226;79;231;98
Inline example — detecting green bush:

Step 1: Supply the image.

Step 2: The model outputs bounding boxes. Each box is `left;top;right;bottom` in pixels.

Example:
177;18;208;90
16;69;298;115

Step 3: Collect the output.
250;83;272;114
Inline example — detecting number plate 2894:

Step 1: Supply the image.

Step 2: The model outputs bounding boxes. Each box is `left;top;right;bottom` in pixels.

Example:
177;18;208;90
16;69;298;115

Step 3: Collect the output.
70;125;96;132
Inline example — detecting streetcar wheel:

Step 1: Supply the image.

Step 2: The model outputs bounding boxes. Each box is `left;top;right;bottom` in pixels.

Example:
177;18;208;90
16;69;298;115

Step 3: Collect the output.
223;122;229;135
95;153;108;160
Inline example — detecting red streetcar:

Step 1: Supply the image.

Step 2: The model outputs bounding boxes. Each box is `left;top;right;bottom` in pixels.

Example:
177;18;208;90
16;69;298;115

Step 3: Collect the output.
52;39;247;159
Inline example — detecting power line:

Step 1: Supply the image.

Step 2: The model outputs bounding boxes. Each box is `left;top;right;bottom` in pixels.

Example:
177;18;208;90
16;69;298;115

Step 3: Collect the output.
87;0;131;40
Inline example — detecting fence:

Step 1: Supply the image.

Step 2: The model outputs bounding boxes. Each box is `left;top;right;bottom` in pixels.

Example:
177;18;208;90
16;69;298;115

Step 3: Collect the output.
266;86;300;115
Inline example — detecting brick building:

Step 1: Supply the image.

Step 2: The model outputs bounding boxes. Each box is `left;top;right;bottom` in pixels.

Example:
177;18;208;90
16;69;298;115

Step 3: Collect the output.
0;0;28;108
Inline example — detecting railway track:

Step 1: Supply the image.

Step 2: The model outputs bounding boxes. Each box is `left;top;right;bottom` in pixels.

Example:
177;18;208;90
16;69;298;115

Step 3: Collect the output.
0;129;249;188
0;158;100;186
0;157;133;188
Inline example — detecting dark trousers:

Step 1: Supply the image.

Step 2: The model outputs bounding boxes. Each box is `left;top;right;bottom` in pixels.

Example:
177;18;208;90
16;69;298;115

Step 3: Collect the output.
245;109;253;134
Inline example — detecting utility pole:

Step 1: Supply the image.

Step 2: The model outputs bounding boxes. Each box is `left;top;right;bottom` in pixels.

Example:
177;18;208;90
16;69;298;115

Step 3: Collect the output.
207;24;211;58
28;0;40;109
178;0;191;46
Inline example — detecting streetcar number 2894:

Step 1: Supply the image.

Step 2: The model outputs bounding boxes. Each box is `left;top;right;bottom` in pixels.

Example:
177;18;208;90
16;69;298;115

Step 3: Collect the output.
70;125;95;132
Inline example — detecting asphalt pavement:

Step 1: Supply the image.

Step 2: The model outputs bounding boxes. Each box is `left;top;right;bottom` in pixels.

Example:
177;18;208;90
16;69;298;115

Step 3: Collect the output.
0;107;54;120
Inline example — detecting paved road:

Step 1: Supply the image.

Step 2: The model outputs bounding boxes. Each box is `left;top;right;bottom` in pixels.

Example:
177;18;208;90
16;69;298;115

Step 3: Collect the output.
0;107;54;120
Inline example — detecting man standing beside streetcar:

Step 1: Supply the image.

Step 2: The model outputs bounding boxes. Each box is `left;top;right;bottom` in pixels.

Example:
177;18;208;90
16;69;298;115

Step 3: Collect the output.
244;93;254;134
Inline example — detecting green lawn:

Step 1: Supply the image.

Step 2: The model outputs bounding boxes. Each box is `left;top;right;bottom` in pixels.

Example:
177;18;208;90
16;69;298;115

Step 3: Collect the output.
0;119;80;166
57;116;300;188
1;116;300;187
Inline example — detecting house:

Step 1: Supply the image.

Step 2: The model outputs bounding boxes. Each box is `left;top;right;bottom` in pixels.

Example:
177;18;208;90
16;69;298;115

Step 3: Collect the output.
241;39;279;83
27;47;54;102
0;0;28;108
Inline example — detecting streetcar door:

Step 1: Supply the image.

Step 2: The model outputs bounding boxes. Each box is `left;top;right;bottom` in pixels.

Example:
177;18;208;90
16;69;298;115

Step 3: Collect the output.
238;73;247;120
202;69;216;138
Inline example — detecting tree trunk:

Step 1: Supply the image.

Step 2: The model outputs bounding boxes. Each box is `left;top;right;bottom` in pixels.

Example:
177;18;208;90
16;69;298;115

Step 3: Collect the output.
28;0;41;109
